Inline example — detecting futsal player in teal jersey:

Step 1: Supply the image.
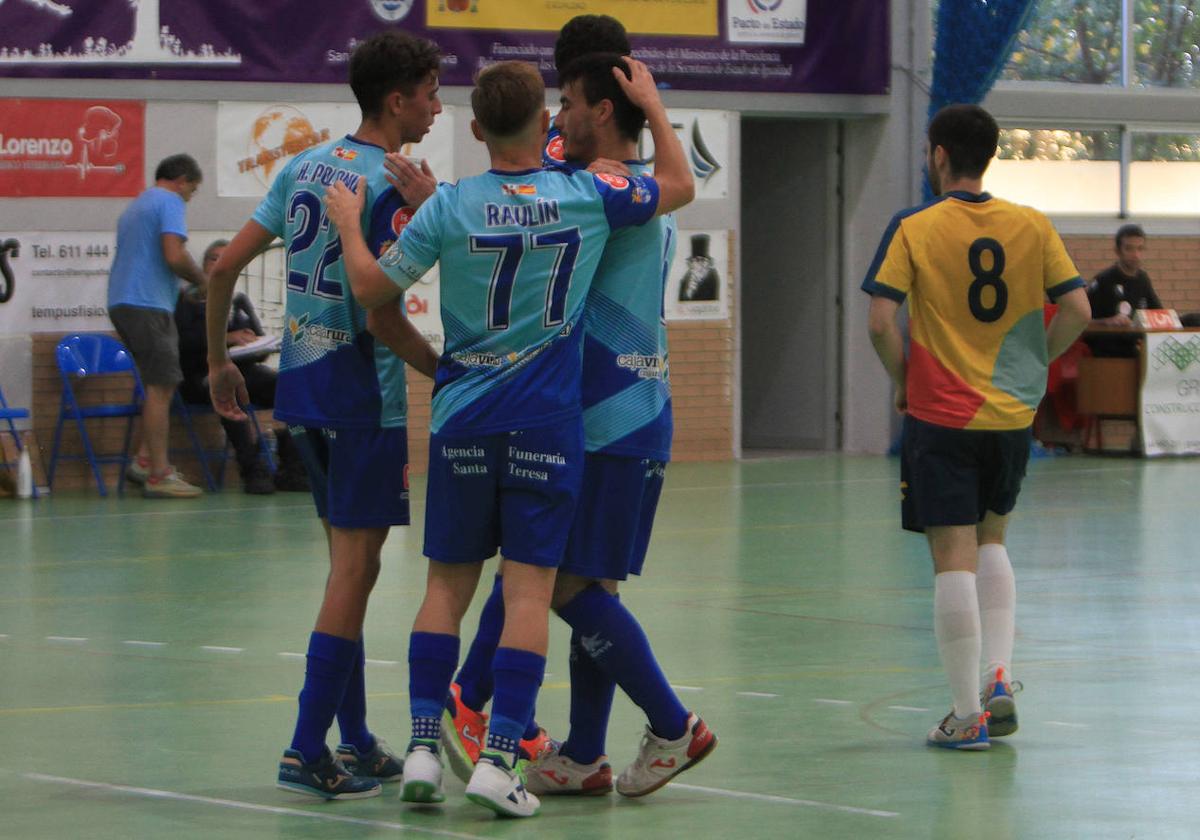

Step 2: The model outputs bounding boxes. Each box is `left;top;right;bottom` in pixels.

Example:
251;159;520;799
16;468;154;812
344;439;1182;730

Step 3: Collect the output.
327;58;694;817
206;32;442;800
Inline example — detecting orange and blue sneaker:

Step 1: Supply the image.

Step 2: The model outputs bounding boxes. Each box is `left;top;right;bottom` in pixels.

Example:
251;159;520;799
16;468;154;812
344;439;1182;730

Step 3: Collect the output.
926;710;990;750
442;682;488;783
277;746;382;799
335;737;404;782
981;668;1022;737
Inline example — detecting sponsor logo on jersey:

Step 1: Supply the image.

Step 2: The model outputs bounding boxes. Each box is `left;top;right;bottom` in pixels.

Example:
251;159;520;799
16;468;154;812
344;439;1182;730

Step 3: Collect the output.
631;184;653;204
501;183;537;196
380;243;404;268
595;172;629;190
332;146;358;161
545;134;566;163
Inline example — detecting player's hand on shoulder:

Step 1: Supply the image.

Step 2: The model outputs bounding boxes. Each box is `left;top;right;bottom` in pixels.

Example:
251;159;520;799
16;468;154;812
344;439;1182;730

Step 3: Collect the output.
324;178;366;235
385;153;437;209
587;158;632;178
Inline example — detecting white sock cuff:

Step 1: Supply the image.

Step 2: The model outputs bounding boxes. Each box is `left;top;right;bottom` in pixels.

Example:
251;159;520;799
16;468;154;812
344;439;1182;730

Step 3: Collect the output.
977;543;1011;575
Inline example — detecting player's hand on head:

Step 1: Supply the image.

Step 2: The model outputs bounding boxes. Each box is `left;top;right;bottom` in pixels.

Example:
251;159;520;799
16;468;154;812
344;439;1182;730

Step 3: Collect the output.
385;153;437;209
208;359;249;421
324;178;366;234
587;158;633;178
613;58;662;111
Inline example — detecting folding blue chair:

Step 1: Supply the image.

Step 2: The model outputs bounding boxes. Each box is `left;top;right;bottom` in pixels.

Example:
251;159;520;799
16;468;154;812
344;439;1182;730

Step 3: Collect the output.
0;381;37;498
172;395;275;491
47;334;143;496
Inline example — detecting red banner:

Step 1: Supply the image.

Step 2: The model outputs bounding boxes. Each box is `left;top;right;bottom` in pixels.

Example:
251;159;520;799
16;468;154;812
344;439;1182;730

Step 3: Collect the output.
0;99;144;197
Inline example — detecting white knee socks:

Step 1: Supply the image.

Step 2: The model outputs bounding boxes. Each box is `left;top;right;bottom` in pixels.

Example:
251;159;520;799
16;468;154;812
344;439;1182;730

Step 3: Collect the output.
977;543;1016;682
934;570;982;718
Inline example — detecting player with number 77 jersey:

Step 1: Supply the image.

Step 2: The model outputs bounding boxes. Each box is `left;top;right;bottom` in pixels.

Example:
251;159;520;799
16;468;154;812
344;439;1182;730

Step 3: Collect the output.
327;59;693;818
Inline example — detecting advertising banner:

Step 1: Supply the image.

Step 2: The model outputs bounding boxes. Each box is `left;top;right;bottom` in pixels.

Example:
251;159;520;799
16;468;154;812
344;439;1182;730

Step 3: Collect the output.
0;1;887;95
216;102;457;198
0;232;114;335
638;109;731;200
0;99;144;197
1140;332;1200;456
665;229;730;321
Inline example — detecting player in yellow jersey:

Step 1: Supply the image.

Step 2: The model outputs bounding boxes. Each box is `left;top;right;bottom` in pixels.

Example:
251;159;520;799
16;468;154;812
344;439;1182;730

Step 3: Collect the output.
862;104;1091;750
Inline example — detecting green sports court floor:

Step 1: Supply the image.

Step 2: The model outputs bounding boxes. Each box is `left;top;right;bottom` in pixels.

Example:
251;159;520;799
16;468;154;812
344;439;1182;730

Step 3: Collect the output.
1;454;1196;839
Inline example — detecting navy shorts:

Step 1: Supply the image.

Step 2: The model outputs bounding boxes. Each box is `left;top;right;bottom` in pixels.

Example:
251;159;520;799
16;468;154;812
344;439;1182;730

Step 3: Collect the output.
560;454;666;581
900;415;1032;533
290;425;410;529
423;418;585;568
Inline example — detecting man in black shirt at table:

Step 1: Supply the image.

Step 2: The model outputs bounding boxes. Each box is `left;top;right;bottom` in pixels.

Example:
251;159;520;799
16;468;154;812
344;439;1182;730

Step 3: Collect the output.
1088;223;1162;327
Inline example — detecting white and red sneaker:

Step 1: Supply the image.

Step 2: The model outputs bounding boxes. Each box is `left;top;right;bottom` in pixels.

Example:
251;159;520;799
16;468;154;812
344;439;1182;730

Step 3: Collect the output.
525;742;613;796
615;713;717;797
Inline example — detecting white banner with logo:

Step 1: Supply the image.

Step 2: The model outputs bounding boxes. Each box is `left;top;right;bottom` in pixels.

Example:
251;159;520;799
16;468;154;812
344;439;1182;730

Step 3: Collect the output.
1140;331;1200;456
636;109;731;200
664;228;730;321
216;102;457;198
0;232;114;336
727;0;808;45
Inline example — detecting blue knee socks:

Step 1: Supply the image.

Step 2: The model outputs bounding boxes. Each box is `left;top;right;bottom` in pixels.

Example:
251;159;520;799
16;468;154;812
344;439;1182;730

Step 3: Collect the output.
291;631;359;763
557;585;688;741
455;574;504;712
336;637;373;753
408;631;460;743
487;647;545;764
561;627;617;765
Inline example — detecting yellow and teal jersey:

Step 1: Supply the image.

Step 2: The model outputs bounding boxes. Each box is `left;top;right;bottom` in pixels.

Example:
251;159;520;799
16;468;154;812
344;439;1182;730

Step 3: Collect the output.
861;191;1083;431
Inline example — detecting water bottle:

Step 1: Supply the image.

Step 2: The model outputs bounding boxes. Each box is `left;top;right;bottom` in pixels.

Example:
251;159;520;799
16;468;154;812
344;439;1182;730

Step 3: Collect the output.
16;448;32;499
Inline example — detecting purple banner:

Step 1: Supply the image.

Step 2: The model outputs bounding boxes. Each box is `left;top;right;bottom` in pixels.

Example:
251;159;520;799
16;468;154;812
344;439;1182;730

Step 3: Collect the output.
0;1;888;95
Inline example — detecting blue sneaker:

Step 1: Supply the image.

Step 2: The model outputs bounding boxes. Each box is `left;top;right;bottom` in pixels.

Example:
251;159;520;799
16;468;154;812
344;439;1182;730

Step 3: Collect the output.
277;747;382;799
981;668;1022;737
336;738;404;782
926;711;990;751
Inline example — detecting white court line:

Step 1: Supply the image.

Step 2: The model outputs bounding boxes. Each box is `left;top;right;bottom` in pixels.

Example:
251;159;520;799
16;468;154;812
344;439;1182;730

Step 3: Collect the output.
123;640;166;648
200;646;244;654
277;651;305;659
813;698;853;706
0;634;8;639
365;659;398;666
888;705;929;713
21;773;489;839
669;783;899;818
1045;721;1089;729
737;691;779;698
45;636;88;643
670;684;703;692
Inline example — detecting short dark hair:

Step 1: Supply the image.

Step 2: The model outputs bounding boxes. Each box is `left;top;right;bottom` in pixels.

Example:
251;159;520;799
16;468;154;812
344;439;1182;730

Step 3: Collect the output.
155;153;202;183
350;31;441;119
203;239;229;264
1115;223;1146;250
554;14;630;73
559;54;644;143
927;104;999;180
471;61;545;139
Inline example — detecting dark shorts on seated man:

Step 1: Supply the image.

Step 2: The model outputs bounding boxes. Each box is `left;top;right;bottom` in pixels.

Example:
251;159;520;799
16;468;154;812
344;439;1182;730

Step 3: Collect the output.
109;304;183;388
423;417;585;567
900;415;1032;534
290;425;410;528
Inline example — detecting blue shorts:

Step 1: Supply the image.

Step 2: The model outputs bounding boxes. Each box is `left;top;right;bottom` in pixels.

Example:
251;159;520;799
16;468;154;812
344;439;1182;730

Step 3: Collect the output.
424;418;584;568
290;425;410;529
560;454;666;581
900;415;1031;533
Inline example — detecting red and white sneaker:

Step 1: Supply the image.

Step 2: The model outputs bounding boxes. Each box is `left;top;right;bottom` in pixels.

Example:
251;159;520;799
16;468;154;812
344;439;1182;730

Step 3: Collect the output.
615;713;717;797
525;742;613;796
441;682;488;783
